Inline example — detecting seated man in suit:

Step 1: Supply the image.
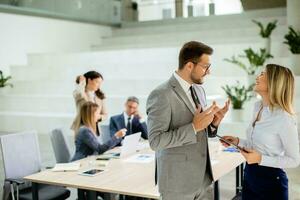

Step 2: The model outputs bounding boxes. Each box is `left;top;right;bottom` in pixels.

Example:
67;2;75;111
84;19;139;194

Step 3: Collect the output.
109;96;148;146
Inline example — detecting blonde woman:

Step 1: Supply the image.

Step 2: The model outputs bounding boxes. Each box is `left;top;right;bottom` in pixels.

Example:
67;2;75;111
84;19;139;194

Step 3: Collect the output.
71;71;108;135
71;102;126;161
221;64;299;200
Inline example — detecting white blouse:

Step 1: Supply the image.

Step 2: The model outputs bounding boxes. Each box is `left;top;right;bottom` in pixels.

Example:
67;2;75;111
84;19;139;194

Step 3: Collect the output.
239;101;300;168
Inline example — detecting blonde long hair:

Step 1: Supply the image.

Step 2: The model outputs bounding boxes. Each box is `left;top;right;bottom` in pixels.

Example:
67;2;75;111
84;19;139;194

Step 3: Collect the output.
266;64;295;114
75;102;99;137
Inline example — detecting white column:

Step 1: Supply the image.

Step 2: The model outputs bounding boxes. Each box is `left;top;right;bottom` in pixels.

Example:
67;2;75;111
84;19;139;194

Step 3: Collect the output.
175;0;184;18
121;0;133;22
287;0;300;29
287;0;300;76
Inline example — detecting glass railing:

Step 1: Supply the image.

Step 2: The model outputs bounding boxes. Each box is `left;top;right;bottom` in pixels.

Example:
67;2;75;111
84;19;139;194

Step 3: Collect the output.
0;0;286;24
135;0;243;22
0;0;122;25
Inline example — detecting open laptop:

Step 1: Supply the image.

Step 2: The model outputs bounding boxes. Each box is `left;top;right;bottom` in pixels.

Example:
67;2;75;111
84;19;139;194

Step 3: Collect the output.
120;132;142;158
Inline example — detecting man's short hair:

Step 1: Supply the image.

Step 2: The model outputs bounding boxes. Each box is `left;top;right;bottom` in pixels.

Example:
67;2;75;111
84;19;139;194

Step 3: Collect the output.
126;96;139;104
178;41;213;70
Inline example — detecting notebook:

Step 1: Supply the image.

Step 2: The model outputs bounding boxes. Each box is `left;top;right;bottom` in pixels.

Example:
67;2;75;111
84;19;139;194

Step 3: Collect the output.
52;163;81;172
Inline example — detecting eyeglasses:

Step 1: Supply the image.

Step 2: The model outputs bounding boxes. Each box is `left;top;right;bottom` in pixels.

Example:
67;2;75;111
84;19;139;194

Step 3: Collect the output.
192;62;211;73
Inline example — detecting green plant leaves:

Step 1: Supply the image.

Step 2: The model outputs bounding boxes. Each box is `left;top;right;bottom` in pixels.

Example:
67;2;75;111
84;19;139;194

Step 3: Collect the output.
224;48;272;75
252;20;277;38
243;48;273;67
0;70;13;88
221;81;254;109
284;26;300;54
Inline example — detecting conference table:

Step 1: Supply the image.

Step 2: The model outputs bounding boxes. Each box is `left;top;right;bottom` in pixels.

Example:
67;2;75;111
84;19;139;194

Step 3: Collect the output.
25;141;245;200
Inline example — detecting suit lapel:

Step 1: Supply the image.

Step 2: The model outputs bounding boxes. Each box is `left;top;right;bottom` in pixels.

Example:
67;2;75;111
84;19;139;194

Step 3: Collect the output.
169;75;195;114
118;114;126;129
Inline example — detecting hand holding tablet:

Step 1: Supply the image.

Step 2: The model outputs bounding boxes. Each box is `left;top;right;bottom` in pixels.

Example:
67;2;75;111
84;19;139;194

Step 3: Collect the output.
216;134;249;153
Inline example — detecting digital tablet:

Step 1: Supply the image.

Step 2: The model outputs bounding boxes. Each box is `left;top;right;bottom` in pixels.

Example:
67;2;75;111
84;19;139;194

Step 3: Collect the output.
216;135;249;153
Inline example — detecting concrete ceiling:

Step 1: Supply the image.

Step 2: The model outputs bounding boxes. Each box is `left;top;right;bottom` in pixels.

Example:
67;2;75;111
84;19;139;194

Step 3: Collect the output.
241;0;286;10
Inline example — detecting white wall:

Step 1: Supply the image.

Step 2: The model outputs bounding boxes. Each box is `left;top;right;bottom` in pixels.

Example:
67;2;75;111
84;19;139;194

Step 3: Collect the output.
0;12;112;74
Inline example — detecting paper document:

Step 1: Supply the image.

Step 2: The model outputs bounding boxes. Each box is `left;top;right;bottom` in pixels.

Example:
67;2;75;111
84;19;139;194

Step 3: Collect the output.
211;159;219;166
52;163;81;172
124;154;155;163
94;160;109;167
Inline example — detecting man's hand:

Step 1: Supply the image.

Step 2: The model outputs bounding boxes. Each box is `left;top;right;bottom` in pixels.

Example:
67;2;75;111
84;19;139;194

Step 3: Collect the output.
212;99;230;127
193;103;219;132
134;110;143;119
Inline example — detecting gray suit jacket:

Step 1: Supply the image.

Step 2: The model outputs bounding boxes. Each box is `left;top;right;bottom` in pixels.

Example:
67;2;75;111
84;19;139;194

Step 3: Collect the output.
146;75;214;195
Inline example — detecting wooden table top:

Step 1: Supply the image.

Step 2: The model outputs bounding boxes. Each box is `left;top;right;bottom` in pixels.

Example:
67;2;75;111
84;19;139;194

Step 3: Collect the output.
25;141;244;199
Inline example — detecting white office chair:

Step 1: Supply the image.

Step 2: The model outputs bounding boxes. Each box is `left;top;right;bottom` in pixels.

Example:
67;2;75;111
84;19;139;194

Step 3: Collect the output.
0;131;70;200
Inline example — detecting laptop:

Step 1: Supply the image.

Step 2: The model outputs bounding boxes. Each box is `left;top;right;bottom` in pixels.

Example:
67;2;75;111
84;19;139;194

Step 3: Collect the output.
120;132;142;158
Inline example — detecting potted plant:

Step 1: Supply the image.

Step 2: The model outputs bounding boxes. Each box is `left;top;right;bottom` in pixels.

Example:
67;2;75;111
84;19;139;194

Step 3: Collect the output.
284;26;300;75
252;20;277;54
224;48;273;85
0;70;13;95
222;81;254;121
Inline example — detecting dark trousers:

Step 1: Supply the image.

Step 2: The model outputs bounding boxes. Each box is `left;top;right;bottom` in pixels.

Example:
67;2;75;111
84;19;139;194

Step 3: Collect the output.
242;163;288;200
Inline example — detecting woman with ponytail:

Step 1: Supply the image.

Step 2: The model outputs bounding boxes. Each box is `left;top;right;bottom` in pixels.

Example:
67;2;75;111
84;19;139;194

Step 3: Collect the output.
71;71;108;135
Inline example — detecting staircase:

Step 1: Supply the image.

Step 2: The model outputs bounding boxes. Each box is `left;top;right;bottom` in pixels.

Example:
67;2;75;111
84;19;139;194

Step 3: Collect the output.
0;7;299;136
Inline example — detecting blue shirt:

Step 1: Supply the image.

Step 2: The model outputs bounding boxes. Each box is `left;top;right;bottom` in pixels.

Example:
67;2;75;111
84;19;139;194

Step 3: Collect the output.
239;101;300;168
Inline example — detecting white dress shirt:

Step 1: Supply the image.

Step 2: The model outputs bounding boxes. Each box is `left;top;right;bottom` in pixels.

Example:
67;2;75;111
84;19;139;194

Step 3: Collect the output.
173;72;197;110
239;101;300;168
193;84;207;109
123;112;133;126
174;72;200;134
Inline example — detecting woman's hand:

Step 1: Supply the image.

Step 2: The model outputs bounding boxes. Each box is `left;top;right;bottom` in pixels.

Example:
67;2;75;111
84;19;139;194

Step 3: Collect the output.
79;75;86;83
115;128;127;139
241;148;262;164
220;136;239;147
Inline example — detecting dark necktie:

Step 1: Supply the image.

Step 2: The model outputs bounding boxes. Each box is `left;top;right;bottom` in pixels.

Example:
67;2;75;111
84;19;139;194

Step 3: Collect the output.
190;86;201;111
126;117;132;135
191;86;211;135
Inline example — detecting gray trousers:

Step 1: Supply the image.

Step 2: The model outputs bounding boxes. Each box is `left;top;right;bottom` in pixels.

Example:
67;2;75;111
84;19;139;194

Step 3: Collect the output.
160;184;213;200
160;173;214;200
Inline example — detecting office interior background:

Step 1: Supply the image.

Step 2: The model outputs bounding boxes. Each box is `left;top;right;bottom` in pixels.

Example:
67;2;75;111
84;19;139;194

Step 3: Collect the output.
0;0;299;199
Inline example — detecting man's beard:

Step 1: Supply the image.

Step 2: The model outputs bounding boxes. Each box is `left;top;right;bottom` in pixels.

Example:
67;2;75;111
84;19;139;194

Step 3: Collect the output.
191;73;204;85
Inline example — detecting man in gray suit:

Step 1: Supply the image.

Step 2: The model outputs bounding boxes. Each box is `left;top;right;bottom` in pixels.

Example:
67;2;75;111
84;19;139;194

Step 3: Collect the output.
146;41;229;200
